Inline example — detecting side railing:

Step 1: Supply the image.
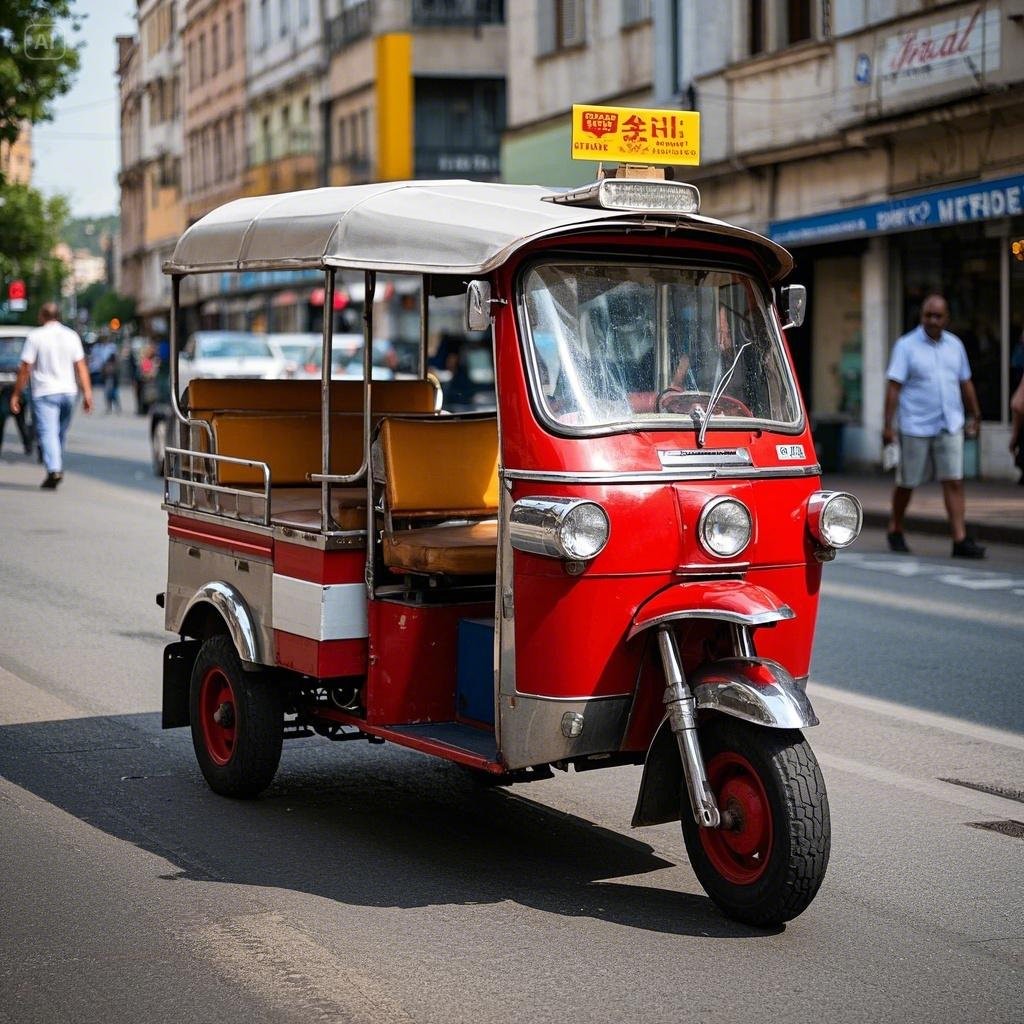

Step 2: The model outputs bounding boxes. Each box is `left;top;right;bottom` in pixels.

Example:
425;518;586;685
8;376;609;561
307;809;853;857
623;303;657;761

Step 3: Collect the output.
164;446;272;527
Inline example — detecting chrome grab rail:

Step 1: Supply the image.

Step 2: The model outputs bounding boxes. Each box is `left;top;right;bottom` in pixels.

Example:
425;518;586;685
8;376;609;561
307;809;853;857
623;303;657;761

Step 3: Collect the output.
164;446;272;526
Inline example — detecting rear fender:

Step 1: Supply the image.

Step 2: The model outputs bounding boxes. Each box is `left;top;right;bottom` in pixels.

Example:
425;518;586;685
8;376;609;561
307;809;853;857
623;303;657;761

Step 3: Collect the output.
180;581;261;667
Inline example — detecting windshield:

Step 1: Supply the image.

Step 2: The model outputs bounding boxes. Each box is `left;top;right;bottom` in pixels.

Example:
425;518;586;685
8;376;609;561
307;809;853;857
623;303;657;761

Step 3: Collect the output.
194;334;274;359
521;262;800;433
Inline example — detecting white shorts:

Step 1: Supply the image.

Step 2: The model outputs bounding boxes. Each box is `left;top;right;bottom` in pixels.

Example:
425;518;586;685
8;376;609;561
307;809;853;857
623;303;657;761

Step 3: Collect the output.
897;430;964;488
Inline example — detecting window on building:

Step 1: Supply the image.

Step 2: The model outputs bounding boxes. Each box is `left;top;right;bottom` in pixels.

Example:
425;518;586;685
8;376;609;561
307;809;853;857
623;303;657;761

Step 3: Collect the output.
280;0;290;37
537;0;586;56
413;77;505;178
785;0;812;45
749;0;765;55
258;0;269;50
262;114;272;161
621;0;651;29
211;24;219;76
198;32;206;82
214;124;223;183
337;117;348;160
225;12;234;65
299;0;311;27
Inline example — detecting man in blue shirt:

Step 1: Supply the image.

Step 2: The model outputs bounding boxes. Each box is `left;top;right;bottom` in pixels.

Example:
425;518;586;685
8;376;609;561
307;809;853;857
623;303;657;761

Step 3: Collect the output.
883;293;984;558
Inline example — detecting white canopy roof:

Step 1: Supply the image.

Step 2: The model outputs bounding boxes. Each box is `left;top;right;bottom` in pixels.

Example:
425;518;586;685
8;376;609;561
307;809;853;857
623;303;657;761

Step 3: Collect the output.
165;179;794;282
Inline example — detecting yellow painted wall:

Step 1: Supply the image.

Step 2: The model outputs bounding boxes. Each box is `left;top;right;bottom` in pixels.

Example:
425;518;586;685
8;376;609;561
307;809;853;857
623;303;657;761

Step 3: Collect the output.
375;33;412;181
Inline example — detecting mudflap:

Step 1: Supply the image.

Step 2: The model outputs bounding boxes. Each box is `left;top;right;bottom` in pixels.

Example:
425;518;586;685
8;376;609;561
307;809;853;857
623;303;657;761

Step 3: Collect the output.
632;721;684;827
163;639;202;728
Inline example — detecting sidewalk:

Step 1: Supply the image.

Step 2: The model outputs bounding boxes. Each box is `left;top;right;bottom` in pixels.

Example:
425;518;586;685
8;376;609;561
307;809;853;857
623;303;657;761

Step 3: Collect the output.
821;471;1024;545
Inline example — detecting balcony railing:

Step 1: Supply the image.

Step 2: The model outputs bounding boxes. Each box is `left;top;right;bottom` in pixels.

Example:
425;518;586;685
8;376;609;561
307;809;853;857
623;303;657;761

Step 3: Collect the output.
248;127;314;167
411;0;504;26
327;1;372;53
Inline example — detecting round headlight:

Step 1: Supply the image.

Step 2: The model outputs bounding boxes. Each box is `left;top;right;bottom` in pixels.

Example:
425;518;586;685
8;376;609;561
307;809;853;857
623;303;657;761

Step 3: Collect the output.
558;502;610;560
809;491;862;548
698;497;752;559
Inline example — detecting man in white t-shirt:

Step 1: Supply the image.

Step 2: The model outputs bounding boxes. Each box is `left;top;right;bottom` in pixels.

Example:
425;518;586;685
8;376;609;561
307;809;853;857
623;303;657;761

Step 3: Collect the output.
10;303;93;489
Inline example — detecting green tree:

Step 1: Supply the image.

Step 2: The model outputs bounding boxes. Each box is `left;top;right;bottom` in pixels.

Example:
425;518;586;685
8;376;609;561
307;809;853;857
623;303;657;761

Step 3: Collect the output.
0;0;82;152
0;180;69;319
92;288;135;329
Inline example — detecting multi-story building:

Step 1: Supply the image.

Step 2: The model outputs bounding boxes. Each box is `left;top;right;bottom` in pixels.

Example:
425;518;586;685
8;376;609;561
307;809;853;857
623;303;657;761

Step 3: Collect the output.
503;0;652;185
324;0;507;186
131;0;186;334
0;123;33;184
505;1;1024;480
183;0;248;222
246;0;324;198
665;0;1024;478
117;34;144;302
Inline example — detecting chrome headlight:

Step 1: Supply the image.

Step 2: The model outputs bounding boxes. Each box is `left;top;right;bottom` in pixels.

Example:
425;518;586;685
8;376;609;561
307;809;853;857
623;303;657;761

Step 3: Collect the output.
698;496;752;559
510;497;610;561
807;491;862;548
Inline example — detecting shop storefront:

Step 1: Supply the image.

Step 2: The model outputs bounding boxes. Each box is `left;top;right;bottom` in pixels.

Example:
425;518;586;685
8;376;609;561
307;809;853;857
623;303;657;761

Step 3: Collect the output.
770;173;1024;479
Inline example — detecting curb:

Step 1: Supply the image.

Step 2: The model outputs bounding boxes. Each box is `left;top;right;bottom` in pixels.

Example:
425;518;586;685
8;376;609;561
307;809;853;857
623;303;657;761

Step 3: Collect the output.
860;509;1024;546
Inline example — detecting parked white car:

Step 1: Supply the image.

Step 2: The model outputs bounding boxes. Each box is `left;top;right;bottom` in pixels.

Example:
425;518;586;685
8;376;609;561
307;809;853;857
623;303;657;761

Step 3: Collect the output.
267;332;319;378
298;332;399;379
180;331;286;388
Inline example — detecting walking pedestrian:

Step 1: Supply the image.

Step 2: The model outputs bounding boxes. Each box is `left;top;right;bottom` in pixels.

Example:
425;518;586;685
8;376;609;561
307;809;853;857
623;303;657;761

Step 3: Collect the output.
882;293;985;558
102;350;121;413
9;302;93;489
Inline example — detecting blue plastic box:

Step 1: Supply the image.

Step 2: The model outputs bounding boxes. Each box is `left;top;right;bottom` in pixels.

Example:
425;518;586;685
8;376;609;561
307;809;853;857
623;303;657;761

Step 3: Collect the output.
456;618;495;725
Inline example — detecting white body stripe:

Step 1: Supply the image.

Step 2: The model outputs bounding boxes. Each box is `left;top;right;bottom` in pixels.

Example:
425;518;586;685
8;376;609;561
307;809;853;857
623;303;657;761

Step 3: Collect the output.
272;575;368;641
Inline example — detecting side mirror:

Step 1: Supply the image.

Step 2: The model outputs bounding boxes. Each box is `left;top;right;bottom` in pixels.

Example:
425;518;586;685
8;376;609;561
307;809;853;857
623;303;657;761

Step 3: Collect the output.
780;284;807;329
466;280;492;331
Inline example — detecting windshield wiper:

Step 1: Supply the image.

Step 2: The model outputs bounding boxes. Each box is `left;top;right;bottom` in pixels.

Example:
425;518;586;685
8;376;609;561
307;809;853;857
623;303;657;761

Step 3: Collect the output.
697;341;751;448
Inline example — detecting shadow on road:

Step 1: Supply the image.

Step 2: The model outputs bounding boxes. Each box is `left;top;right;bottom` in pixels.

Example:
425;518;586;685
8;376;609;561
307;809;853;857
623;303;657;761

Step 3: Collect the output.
0;711;779;939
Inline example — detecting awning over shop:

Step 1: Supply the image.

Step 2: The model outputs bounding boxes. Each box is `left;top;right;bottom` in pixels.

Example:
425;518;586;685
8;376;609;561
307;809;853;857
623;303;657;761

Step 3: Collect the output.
769;172;1024;247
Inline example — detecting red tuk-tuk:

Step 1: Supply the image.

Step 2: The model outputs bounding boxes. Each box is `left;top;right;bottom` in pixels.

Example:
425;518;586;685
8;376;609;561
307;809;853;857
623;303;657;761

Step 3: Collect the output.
158;168;861;926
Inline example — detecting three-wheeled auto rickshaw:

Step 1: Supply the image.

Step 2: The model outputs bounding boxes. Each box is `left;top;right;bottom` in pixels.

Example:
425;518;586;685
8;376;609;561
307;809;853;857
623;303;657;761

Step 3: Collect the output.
158;141;862;926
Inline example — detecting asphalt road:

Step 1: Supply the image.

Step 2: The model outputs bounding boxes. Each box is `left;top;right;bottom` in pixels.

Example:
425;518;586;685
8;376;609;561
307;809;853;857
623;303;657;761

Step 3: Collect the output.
1;411;1021;1024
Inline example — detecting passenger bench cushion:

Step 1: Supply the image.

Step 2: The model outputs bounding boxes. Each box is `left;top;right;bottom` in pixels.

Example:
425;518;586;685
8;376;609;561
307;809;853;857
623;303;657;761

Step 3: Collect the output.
381;417;499;516
383;521;498;575
380;416;499;575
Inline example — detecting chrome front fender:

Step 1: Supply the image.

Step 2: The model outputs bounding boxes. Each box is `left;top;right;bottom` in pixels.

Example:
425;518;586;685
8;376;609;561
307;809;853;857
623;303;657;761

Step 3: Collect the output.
631;657;817;828
181;581;261;667
690;657;818;729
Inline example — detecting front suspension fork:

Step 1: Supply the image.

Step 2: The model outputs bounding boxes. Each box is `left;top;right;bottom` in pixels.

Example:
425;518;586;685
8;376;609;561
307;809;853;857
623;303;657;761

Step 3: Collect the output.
655;623;752;828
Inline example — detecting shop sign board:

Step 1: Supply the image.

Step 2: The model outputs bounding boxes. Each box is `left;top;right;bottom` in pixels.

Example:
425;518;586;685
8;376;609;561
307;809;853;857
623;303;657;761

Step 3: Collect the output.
769;173;1024;247
570;104;700;166
877;6;1000;99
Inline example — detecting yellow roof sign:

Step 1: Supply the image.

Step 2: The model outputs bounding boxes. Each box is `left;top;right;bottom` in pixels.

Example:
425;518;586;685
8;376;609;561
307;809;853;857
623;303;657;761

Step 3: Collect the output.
571;104;700;166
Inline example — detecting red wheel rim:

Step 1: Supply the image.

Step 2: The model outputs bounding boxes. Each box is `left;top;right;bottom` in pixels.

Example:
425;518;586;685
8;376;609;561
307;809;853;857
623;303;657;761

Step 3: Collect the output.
699;750;773;885
199;666;236;766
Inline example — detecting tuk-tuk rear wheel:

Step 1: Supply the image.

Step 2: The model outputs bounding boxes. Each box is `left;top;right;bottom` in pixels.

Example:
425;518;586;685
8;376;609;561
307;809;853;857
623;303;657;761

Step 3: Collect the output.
189;635;283;799
680;717;830;927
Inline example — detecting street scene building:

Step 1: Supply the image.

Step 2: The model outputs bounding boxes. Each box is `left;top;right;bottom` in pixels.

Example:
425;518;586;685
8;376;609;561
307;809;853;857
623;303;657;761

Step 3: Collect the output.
114;0;1024;479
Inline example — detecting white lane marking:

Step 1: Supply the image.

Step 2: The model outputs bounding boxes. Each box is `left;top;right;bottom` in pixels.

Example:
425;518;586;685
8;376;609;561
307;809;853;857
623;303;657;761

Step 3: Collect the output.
809;680;1024;752
817;751;1024;819
820;580;1023;629
839;553;1024;591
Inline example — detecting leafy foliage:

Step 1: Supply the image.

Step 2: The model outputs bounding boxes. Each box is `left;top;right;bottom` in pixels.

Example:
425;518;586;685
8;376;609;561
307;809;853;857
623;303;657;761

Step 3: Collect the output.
0;0;82;149
0;180;69;317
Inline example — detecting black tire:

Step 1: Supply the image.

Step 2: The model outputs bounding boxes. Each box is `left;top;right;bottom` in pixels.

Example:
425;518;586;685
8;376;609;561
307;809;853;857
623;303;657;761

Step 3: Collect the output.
680;717;830;927
189;635;283;798
151;417;167;477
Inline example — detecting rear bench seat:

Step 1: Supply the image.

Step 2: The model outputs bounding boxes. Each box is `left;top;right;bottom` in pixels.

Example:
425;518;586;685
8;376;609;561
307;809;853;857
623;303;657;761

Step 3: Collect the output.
378;416;499;576
182;378;440;528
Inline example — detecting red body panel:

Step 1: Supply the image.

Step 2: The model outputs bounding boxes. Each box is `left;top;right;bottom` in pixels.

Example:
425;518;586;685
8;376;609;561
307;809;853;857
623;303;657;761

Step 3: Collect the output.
274;543;365;585
273;631;368;678
168;513;273;560
365;600;492;725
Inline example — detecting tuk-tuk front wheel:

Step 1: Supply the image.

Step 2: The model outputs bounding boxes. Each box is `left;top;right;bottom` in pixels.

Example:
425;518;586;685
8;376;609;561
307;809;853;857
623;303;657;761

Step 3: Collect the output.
189;635;283;798
680;717;830;927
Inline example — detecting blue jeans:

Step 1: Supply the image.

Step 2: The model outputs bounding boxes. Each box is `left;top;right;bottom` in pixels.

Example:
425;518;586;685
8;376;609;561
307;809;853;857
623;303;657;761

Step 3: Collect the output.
32;393;75;473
